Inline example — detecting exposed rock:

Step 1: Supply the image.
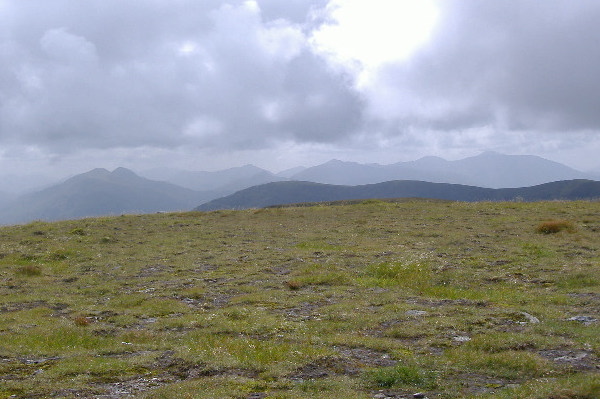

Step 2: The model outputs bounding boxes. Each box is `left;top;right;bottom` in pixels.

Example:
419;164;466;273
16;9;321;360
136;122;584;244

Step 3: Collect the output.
567;315;597;325
520;312;540;323
405;310;428;316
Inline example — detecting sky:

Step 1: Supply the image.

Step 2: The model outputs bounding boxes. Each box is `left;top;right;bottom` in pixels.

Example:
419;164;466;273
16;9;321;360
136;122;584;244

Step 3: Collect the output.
1;0;600;185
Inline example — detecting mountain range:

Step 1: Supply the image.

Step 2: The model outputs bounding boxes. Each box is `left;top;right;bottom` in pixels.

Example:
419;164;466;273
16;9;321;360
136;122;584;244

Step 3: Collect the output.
287;151;595;188
195;179;600;211
0;152;598;225
140;151;595;191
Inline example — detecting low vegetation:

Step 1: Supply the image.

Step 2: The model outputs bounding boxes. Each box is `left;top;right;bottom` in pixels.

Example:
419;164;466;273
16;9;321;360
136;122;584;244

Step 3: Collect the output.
0;199;598;398
536;219;576;234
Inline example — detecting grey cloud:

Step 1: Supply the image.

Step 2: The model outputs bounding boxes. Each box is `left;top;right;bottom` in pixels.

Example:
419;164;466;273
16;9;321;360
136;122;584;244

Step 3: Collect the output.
373;0;600;133
256;0;328;24
2;0;599;174
0;0;361;154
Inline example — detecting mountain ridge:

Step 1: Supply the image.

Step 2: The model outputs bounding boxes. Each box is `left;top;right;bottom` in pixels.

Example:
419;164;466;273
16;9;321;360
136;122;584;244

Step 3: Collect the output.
195;179;600;211
289;152;593;188
1;152;598;225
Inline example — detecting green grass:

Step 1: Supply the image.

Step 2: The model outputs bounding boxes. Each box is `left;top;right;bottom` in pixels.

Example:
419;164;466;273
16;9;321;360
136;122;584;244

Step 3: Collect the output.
363;363;437;389
0;200;598;398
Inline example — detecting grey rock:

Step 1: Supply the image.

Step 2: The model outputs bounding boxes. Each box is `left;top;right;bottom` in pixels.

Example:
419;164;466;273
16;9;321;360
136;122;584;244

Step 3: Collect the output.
453;335;471;342
521;312;540;323
567;316;597;325
406;310;428;316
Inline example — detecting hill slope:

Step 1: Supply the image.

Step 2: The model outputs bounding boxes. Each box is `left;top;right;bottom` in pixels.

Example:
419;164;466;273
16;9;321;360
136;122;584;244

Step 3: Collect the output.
0;200;598;397
195;179;600;211
0;167;209;225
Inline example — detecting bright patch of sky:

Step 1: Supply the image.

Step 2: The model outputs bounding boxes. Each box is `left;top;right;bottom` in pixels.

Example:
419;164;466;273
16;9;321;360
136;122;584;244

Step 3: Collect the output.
311;0;439;86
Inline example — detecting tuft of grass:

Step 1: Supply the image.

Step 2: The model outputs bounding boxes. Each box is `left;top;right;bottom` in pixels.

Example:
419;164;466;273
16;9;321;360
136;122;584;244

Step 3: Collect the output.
15;264;42;276
536;220;576;234
46;248;71;261
285;279;303;290
362;364;436;389
69;227;86;236
289;263;350;287
73;316;93;326
363;261;432;289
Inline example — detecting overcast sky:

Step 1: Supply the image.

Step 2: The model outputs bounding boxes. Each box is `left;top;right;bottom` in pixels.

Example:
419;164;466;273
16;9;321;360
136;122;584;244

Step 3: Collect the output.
1;0;599;181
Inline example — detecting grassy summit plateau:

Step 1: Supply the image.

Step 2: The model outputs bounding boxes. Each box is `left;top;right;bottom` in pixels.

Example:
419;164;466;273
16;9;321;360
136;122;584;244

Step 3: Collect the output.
0;199;598;398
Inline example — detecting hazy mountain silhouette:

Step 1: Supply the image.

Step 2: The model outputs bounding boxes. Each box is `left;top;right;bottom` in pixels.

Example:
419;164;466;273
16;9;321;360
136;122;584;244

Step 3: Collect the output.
2;152;597;225
195;179;600;211
0;168;210;225
275;166;307;178
140;164;286;193
289;152;593;188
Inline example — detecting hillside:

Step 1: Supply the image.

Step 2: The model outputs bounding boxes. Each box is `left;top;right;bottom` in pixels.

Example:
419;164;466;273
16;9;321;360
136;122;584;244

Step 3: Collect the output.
0;201;598;398
195;179;600;211
0;168;210;225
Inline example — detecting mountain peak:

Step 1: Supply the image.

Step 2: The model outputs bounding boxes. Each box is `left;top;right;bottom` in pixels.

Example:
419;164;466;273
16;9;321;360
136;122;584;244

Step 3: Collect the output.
417;155;447;161
322;159;361;166
86;167;111;175
111;167;138;178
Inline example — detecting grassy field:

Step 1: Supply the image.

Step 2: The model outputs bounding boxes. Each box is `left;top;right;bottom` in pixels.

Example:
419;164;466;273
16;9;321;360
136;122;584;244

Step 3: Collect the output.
0;199;598;398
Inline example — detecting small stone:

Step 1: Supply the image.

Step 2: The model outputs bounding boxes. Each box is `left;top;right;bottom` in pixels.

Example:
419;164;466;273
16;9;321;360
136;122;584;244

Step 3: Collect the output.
413;393;427;399
554;352;587;362
406;310;428;316
521;312;540;323
453;335;471;342
567;316;597;325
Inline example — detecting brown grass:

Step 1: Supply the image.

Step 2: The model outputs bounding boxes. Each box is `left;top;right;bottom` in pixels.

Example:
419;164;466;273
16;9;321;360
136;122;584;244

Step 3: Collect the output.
285;279;303;290
16;264;42;276
535;219;576;234
73;316;92;326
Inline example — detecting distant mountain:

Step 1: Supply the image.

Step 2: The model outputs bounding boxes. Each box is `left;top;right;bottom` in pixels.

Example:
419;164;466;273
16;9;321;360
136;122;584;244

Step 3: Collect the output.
195;179;600;211
289;160;385;185
0;167;210;225
289;152;594;188
276;166;307;178
140;164;286;193
447;152;592;188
